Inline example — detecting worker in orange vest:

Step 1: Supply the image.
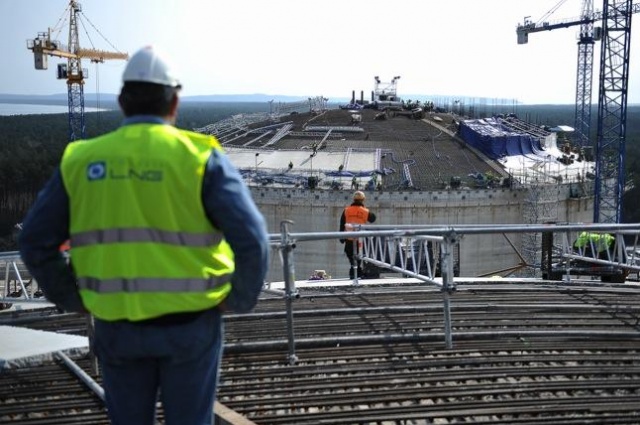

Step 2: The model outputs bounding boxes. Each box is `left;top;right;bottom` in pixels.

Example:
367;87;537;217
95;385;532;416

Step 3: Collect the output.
339;190;376;278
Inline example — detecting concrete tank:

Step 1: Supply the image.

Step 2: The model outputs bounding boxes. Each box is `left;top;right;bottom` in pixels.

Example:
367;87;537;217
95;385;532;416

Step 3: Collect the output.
251;184;595;282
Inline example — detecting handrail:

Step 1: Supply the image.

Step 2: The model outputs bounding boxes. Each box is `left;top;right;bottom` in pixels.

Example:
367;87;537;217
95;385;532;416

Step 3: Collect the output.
5;221;640;364
1;251;37;302
268;221;640;362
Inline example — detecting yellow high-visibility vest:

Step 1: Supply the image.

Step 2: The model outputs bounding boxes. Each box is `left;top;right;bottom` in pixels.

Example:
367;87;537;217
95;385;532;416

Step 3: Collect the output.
60;123;233;321
574;232;614;253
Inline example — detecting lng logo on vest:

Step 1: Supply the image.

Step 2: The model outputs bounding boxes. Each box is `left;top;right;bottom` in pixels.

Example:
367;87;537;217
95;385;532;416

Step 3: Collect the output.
87;161;163;182
87;161;106;180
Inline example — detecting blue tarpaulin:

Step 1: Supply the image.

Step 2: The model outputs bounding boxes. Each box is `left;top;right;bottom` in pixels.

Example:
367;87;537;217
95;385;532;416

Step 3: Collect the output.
459;118;543;160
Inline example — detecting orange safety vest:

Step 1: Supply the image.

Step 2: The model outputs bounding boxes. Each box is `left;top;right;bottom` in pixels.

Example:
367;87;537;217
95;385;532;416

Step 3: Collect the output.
344;205;369;240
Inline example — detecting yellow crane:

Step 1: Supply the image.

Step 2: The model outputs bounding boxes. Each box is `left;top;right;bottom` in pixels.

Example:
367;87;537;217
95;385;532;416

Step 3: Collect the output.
26;1;128;141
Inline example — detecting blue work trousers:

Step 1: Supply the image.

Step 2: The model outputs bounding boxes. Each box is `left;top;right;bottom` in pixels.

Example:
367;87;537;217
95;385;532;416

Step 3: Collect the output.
93;309;224;425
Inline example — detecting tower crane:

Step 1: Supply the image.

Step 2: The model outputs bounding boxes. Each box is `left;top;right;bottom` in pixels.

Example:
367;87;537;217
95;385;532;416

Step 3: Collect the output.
26;1;128;141
517;0;638;223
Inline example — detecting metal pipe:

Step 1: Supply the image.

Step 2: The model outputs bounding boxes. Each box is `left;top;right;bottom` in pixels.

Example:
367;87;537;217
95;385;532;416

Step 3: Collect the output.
85;315;99;376
224;301;640;322
269;229;448;243
440;230;457;349
55;351;105;402
2;261;8;298
5;301;632;328
352;239;358;282
262;288;287;297
361;257;442;287
11;261;29;299
564;253;640;271
0;311;76;326
361;223;640;231
359;223;640;234
269;223;640;243
0;251;21;260
280;220;298;365
0;297;51;306
223;329;640;353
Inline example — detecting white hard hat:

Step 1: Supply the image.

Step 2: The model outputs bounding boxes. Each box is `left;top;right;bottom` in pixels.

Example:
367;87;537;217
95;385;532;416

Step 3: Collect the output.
122;45;181;88
353;191;365;201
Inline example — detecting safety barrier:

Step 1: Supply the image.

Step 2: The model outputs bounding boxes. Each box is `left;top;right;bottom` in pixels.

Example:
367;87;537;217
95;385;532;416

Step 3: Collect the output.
0;251;40;303
268;221;640;362
4;222;640;360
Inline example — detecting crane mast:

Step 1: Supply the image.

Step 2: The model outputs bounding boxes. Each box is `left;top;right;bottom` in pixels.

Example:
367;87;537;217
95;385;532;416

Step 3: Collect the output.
517;0;637;223
594;0;634;223
26;1;128;141
574;0;597;148
67;0;84;142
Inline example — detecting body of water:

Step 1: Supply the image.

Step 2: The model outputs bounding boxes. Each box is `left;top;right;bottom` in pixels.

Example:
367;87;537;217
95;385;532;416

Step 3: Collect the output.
0;103;111;116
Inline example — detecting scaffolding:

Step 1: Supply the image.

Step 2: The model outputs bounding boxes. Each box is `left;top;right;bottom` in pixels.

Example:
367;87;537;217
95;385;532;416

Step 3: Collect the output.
521;180;560;277
270;96;328;115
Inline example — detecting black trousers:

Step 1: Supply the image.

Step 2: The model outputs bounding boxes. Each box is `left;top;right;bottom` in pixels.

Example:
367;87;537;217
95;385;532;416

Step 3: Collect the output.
344;240;363;278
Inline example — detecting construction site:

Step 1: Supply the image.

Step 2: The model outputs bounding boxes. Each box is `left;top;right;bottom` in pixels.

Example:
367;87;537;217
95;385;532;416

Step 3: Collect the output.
194;83;595;281
3;0;640;424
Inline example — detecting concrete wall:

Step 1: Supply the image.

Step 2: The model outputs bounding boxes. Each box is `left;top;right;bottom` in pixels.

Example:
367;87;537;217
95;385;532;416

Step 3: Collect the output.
251;186;595;281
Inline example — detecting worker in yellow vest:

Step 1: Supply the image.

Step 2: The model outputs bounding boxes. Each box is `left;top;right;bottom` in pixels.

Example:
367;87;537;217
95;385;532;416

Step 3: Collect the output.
339;190;376;278
19;45;269;425
574;231;615;258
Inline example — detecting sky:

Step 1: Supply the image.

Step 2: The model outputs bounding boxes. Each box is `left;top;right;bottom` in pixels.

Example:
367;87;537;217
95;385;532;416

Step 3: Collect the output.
1;0;639;105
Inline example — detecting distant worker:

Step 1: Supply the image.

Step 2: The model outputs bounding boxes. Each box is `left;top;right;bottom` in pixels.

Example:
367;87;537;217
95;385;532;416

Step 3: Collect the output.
339;190;376;279
574;232;615;258
18;45;269;425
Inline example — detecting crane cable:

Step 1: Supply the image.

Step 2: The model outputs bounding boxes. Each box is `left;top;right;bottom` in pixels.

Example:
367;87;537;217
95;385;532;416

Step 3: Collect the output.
79;11;126;55
77;12;120;134
78;14;96;51
82;16;99;125
75;14;102;134
536;0;571;25
50;4;70;43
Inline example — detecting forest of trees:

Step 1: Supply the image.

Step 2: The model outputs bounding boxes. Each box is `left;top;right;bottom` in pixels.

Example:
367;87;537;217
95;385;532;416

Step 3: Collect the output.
1;102;639;251
0;101;269;250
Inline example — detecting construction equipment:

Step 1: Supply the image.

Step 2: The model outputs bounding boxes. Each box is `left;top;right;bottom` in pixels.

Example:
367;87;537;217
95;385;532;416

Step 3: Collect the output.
26;1;128;141
372;75;403;109
517;0;639;223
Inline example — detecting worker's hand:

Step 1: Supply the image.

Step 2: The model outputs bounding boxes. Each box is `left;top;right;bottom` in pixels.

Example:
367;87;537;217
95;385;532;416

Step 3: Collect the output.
339;239;345;244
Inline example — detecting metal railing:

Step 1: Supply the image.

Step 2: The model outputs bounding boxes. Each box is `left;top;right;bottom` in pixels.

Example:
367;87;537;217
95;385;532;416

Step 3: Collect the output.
268;221;640;363
5;222;640;363
0;251;41;302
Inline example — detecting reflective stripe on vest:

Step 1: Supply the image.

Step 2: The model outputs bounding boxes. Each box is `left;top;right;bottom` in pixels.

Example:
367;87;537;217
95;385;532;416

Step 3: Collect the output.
71;227;223;248
78;274;232;293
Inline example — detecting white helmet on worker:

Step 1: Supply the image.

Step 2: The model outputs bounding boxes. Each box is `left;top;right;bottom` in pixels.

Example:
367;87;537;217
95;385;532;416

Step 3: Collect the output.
122;45;181;88
353;191;366;201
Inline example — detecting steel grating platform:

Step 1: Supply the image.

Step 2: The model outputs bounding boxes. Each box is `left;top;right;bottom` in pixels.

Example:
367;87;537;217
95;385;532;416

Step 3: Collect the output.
2;279;640;424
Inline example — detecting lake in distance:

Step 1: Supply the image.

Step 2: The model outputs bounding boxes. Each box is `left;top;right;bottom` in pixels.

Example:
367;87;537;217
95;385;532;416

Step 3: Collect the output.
0;103;111;116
